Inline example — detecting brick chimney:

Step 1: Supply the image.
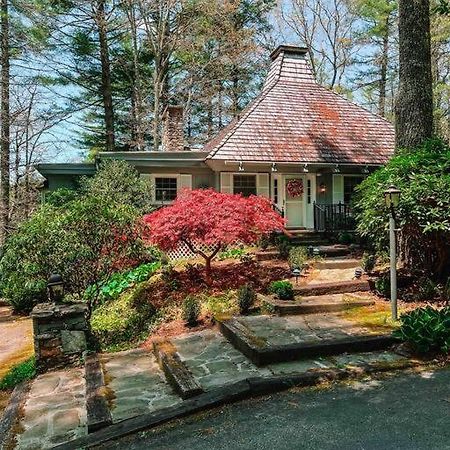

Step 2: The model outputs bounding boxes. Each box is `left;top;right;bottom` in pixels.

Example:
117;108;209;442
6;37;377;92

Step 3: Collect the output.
162;105;185;152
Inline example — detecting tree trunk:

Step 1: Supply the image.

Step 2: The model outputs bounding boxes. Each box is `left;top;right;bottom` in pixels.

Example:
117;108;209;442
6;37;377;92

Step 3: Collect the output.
128;0;144;151
378;15;390;118
1;0;10;243
395;0;433;149
96;0;115;152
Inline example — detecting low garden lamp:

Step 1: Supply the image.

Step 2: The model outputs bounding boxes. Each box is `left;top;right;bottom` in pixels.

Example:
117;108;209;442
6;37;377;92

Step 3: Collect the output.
292;267;301;284
383;185;401;321
47;274;65;304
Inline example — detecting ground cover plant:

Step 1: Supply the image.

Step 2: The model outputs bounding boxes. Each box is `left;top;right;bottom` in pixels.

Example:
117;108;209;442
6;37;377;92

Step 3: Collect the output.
0;358;36;391
394;306;450;354
144;189;285;279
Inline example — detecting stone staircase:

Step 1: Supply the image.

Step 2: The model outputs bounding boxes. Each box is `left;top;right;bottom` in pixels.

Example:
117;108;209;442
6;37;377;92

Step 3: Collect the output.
4;258;413;450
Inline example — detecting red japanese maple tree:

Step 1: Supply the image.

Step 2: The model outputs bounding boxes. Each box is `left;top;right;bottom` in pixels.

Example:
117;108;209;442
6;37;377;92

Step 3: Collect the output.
143;189;285;277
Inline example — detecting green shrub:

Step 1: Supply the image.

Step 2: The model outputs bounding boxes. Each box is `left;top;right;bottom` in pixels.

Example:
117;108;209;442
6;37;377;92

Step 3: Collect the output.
0;358;36;390
237;284;256;314
418;277;438;300
80;160;153;213
361;252;377;273
375;275;390;298
394;306;450;353
90;277;157;349
269;280;294;300
160;264;181;291
338;232;354;245
0;161;155;315
276;235;291;259
288;246;308;270
182;295;201;327
355;138;450;280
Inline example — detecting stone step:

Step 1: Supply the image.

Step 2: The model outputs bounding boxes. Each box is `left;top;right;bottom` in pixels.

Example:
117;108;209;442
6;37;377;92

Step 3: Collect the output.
294;279;371;297
255;250;279;261
262;293;375;316
219;314;398;366
315;258;361;270
170;330;270;391
153;340;203;399
315;245;352;257
100;349;181;424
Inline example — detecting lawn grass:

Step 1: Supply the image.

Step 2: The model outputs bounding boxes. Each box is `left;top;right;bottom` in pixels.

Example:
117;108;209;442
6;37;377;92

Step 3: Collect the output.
0;357;36;391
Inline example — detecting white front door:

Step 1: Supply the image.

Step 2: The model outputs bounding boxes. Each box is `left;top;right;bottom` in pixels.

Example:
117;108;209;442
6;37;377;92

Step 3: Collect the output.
284;175;305;228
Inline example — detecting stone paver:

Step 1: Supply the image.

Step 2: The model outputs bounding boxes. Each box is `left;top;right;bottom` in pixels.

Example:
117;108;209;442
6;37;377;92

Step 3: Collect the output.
172;329;271;390
235;313;380;348
15;368;86;450
101;349;181;423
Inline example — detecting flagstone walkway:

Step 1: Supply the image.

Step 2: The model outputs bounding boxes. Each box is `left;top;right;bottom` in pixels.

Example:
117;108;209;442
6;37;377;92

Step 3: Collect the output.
2;260;413;449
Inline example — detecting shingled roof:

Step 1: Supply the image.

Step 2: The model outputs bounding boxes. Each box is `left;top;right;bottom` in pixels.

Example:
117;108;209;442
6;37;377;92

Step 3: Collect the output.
205;45;395;165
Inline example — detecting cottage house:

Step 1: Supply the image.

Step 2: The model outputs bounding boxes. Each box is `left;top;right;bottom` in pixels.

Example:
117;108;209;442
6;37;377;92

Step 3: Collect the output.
37;45;395;231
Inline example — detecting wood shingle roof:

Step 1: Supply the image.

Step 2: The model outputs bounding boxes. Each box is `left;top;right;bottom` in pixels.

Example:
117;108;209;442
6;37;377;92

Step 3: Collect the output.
205;45;395;165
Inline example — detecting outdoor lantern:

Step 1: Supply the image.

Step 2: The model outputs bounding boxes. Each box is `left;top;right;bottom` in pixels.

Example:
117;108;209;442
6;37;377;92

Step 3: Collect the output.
47;274;65;303
354;267;363;279
292;267;301;284
384;185;401;210
319;183;326;194
313;247;320;257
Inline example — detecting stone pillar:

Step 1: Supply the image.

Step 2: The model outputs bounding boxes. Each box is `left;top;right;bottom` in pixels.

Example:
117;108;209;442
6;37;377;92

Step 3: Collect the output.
162;105;185;152
31;303;89;373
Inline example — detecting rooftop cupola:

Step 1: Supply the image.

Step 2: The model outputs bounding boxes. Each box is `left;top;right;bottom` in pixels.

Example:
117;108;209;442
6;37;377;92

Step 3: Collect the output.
263;44;315;91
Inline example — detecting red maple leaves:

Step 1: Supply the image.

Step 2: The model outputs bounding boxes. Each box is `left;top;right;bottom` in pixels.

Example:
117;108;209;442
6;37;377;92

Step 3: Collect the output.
143;189;285;276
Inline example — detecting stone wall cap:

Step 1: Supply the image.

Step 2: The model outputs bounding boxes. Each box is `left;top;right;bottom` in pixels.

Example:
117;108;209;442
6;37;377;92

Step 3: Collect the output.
31;302;88;319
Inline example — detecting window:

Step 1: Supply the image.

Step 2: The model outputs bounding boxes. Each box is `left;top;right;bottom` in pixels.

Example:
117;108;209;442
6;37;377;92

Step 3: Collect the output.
233;174;257;197
155;177;177;201
307;179;312;204
344;176;364;204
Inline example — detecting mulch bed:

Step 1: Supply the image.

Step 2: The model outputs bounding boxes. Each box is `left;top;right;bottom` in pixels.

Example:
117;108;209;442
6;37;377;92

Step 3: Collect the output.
148;259;292;308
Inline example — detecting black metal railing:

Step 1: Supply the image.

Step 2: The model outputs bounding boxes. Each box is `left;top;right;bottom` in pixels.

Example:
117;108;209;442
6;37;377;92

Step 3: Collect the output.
272;203;285;218
313;202;355;232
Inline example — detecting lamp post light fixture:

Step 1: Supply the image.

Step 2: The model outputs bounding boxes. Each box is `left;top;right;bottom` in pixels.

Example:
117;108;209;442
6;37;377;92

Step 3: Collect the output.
384;185;401;320
47;274;65;304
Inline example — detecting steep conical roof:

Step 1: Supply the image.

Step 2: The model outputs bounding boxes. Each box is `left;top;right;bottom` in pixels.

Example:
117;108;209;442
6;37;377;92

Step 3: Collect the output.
205;45;394;165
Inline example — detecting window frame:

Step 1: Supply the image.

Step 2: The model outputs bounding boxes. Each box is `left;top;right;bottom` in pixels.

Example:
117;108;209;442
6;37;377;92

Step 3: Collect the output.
232;173;258;197
154;175;179;202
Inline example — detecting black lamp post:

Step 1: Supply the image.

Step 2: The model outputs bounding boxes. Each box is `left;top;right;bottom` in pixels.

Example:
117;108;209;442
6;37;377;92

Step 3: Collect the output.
384;185;401;320
47;274;65;303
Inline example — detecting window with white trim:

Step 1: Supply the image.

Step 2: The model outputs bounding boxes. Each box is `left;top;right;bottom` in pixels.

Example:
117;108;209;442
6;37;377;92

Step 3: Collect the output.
155;177;177;201
233;174;257;197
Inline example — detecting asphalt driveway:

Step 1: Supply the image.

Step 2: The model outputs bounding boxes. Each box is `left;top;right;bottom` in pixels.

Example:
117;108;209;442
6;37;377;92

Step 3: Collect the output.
103;366;450;450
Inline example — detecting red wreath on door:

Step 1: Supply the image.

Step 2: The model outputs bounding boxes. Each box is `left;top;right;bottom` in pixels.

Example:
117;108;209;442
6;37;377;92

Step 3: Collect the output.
286;179;304;198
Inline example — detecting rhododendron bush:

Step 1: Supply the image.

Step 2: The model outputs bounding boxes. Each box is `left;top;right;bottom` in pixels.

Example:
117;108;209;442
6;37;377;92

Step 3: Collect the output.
143;189;285;276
